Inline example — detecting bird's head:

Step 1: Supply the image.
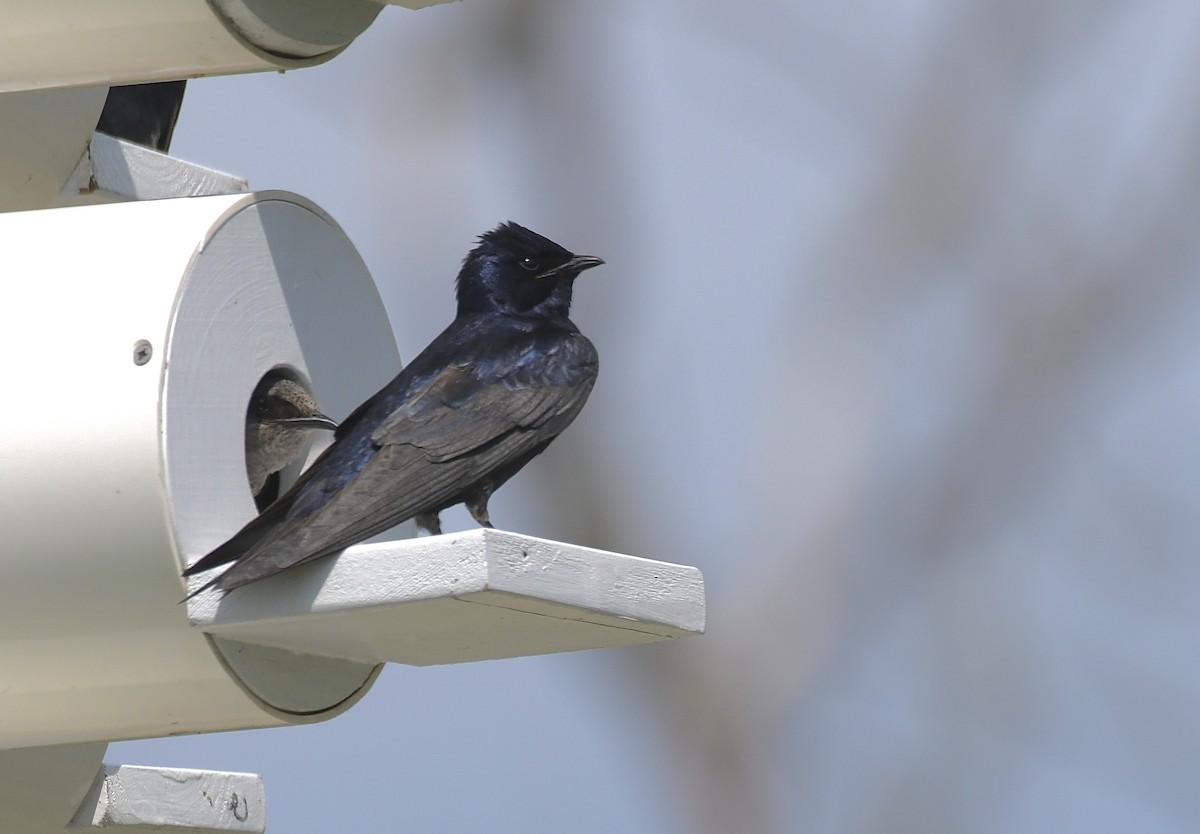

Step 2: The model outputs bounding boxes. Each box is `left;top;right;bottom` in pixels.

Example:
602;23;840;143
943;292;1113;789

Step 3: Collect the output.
456;222;604;320
250;374;338;432
244;371;339;505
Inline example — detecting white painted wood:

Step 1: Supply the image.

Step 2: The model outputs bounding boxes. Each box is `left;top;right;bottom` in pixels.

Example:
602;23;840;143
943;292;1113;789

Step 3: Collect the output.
0;0;381;94
0;744;108;834
210;0;382;60
191;529;707;666
68;765;265;833
56;133;249;207
0;193;395;748
0;86;107;212
385;0;461;7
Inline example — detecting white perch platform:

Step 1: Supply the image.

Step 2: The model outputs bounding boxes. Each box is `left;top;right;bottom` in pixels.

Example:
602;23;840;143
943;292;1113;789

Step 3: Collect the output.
191;528;706;666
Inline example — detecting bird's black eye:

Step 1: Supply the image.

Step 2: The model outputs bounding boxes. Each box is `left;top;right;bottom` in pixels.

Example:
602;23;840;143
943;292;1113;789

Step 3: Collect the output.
519;256;540;272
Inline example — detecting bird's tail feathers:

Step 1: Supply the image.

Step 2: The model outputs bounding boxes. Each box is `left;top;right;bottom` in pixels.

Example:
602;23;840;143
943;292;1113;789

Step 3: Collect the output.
180;572;221;603
181;494;295;577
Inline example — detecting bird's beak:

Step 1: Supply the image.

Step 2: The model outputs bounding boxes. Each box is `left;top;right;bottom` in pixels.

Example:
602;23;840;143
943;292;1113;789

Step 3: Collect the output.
268;414;339;431
540;255;605;279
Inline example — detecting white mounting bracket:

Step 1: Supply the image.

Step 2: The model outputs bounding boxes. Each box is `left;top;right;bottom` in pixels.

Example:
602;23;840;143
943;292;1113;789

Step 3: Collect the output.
69;765;265;833
58;132;249;206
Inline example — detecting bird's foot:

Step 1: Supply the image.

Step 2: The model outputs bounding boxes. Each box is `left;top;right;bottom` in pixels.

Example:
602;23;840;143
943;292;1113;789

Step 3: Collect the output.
415;513;442;536
465;494;493;529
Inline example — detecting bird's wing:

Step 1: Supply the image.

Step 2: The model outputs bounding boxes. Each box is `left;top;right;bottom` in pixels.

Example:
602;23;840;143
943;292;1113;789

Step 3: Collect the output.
206;335;596;593
181;480;300;577
373;354;588;459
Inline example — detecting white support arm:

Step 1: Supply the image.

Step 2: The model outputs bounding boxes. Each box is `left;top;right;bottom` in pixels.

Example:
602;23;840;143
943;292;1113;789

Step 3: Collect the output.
57;133;249;207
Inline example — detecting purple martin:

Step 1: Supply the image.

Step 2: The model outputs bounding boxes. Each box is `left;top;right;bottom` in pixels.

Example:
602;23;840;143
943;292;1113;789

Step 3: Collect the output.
245;372;338;508
184;222;604;597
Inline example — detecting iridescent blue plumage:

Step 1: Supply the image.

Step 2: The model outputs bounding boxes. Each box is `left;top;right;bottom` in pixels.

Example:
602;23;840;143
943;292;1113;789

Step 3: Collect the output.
184;222;603;596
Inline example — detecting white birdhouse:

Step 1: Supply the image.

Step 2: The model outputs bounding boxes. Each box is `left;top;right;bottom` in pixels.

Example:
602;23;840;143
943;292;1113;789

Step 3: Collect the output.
0;5;704;832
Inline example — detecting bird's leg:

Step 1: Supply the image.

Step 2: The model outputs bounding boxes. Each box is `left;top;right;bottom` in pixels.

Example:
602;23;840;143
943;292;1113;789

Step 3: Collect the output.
465;485;495;529
414;512;442;536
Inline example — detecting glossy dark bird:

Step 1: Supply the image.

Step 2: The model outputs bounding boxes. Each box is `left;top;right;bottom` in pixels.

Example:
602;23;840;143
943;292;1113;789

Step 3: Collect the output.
245;372;339;508
96;81;187;153
184;222;603;597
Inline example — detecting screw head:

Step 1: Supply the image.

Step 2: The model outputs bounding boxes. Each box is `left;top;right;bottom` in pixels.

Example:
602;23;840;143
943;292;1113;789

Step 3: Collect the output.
133;340;153;366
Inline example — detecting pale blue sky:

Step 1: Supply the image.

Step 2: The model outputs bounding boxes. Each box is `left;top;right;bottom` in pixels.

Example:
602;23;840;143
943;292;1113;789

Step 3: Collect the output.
114;2;1200;832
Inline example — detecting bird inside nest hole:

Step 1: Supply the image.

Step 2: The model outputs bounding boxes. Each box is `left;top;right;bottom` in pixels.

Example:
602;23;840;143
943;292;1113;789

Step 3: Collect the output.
244;369;338;511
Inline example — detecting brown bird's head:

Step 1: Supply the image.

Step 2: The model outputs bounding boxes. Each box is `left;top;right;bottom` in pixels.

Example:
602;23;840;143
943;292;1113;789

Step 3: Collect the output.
245;372;338;504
